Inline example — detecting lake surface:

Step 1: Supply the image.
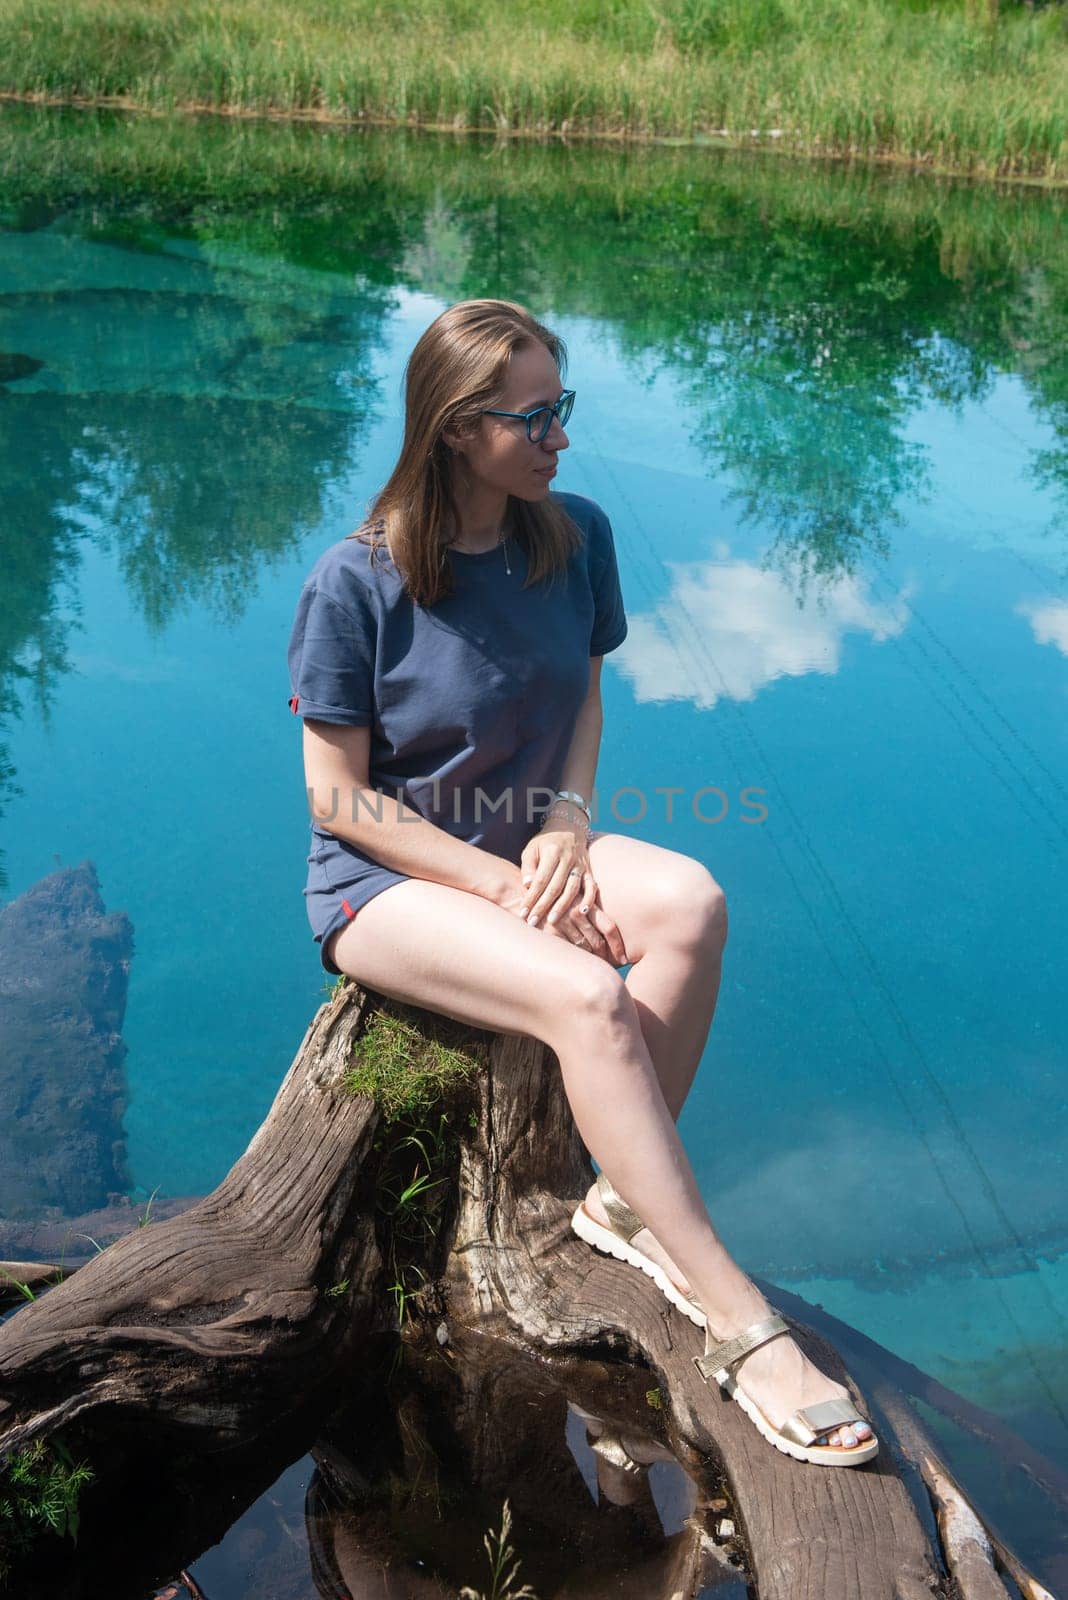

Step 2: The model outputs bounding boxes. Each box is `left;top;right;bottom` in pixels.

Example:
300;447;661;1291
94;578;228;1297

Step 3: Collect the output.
1;107;1065;1587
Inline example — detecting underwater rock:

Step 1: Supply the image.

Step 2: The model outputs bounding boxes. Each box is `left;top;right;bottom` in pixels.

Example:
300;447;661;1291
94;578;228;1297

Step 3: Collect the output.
0;861;133;1218
0;351;43;387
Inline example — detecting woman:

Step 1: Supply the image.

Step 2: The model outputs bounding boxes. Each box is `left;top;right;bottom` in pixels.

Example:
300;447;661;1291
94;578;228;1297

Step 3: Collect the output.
287;299;876;1468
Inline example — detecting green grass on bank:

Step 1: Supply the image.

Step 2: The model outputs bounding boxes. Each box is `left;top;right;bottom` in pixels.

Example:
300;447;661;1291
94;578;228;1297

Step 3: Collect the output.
0;0;1065;182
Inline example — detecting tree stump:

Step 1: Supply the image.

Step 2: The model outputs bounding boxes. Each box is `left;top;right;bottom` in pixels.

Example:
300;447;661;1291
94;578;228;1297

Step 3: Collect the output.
0;981;1059;1598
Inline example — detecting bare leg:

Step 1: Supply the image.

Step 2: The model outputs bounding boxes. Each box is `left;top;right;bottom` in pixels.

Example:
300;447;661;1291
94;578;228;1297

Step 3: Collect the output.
623;904;726;1120
328;877;868;1450
575;835;727;1304
580;830;727;1116
547;967;869;1450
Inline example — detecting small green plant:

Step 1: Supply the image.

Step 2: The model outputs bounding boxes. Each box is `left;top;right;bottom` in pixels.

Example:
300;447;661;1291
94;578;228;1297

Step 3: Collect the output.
0;1437;94;1581
376;1113;459;1327
137;1184;161;1228
379;1122;452;1231
0;1267;36;1304
388;1263;428;1326
0;1263;68;1305
645;1386;662;1410
324;1278;351;1299
389;1166;449;1225
459;1498;537;1600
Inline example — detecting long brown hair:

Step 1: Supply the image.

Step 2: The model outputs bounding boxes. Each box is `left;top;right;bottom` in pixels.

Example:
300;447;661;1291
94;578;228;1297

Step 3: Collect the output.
348;299;582;606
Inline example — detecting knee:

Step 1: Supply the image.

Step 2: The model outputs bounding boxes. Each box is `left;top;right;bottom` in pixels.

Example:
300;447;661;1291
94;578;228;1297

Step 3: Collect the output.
578;962;633;1021
656;861;728;952
543;962;634;1041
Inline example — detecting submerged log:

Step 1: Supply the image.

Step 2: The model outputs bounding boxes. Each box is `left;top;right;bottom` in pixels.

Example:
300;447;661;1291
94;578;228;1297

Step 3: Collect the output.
0;980;1056;1597
0;1261;65;1312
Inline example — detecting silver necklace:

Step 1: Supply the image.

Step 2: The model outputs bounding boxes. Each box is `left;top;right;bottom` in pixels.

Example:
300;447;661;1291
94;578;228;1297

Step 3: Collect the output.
447;527;511;573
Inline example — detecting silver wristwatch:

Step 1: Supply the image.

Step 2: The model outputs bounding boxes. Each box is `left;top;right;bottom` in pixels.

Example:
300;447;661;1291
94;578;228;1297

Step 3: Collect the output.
550;788;592;824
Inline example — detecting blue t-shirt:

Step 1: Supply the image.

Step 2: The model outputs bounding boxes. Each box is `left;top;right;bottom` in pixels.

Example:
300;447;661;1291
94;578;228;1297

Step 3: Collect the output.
287;490;628;936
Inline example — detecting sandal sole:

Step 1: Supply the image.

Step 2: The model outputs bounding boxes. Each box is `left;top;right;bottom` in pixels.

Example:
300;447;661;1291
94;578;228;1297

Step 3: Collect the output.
724;1375;879;1468
570;1202;708;1328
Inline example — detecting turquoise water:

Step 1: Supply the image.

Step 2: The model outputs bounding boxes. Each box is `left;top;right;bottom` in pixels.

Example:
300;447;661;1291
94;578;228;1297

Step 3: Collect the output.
1;114;1066;1574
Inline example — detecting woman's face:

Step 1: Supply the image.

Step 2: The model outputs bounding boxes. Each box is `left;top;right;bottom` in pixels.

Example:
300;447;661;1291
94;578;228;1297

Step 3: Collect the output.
447;338;570;505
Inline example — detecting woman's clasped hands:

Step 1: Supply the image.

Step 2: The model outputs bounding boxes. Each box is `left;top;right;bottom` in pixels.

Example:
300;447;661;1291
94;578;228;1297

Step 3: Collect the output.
513;821;627;966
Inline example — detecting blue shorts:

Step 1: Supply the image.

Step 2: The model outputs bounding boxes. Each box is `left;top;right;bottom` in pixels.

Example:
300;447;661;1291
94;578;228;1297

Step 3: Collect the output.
304;825;613;974
303;827;408;975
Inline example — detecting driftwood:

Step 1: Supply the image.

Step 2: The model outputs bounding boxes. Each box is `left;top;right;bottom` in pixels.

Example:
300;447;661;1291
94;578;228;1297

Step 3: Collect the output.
0;981;1060;1598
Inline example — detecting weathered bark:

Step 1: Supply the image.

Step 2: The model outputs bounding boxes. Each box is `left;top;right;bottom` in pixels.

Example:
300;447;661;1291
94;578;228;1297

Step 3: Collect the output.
0;981;1057;1598
0;982;390;1457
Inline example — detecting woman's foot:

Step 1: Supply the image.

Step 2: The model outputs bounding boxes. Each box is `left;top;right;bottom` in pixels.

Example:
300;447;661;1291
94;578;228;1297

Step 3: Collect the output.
707;1310;874;1452
582;1179;695;1300
580;1185;870;1453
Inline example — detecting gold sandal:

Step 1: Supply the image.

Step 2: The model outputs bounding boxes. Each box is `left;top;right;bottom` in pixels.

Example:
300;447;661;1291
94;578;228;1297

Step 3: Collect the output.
694;1313;879;1468
570;1171;707;1328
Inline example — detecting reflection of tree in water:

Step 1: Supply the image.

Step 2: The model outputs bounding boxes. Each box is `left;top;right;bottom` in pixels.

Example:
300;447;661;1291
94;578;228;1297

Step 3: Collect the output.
2;129;1066;796
401;156;1066;598
74;395;367;632
0;390;85;891
5;112;1066;603
0;227;393;882
1021;267;1068;539
677;214;1068;593
0;230;391;625
664;295;966;599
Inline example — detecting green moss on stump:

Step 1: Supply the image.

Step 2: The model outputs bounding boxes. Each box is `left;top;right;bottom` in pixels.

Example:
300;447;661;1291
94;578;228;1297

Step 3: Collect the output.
343;1004;484;1124
338;998;487;1325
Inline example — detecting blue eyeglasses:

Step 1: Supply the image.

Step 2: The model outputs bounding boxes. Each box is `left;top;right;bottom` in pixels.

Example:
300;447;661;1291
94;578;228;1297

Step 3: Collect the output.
482;388;575;444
